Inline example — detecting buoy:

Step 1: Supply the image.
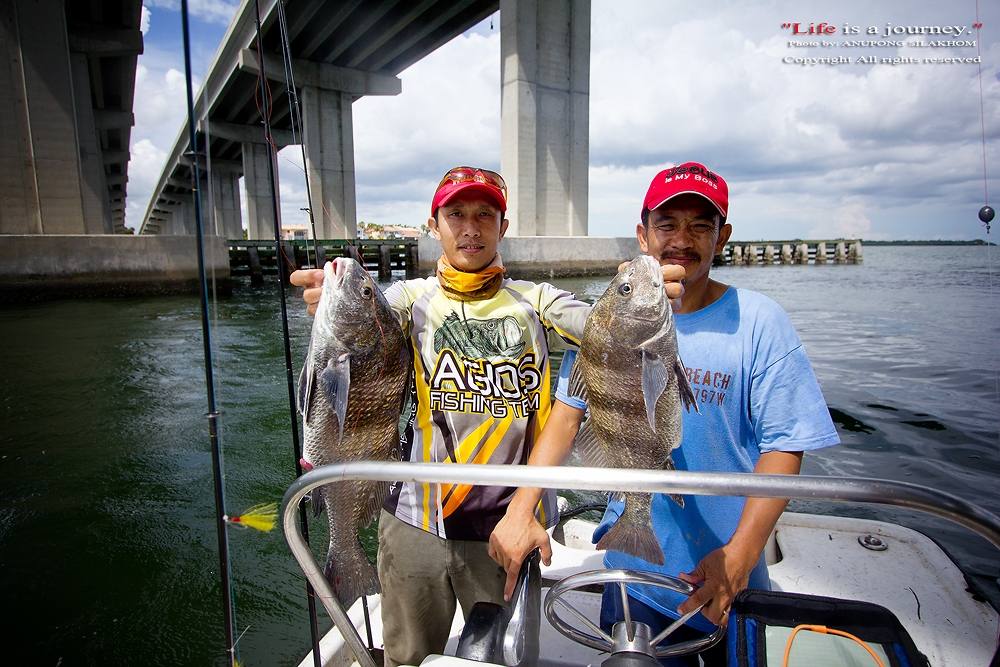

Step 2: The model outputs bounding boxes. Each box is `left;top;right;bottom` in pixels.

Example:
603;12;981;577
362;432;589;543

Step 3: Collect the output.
980;206;995;224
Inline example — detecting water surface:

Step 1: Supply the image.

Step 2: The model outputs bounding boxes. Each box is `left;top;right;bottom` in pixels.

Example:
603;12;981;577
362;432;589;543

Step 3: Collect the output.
1;246;997;665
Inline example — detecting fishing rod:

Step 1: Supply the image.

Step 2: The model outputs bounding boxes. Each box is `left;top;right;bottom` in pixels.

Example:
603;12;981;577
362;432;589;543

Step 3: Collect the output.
272;0;365;270
265;1;378;655
179;1;236;665
275;0;321;268
971;1;998;450
250;0;323;662
973;0;994;234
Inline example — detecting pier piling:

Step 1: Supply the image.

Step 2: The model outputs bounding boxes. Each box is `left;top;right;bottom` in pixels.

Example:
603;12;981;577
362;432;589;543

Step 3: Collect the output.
228;239;419;283
716;239;863;266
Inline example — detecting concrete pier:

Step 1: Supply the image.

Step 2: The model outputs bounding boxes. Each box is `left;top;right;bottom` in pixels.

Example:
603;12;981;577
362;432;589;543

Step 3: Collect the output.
420;235;637;278
501;0;590;236
2;0;86;234
0;235;230;300
209;169;243;239
242;143;280;240
717;240;864;265
301;86;358;239
0;0;140;235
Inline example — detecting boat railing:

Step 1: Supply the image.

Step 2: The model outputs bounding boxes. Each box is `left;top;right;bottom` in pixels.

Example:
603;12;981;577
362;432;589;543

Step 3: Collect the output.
281;462;1000;667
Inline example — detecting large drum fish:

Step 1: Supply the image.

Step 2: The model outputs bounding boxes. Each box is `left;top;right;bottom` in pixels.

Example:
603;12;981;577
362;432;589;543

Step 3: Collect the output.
568;255;698;565
298;258;410;605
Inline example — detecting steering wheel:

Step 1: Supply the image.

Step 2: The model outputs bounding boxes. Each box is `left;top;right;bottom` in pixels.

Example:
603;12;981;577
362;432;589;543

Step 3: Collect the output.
543;569;726;659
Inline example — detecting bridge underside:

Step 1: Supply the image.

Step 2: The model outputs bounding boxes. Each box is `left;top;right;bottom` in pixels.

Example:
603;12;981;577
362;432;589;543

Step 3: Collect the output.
141;0;591;241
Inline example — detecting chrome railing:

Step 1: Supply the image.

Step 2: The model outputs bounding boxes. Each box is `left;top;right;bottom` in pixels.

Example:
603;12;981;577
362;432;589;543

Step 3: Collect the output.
281;463;1000;667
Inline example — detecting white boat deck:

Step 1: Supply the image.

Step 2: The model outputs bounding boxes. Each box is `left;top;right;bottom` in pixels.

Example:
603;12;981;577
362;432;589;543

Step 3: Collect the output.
299;512;999;666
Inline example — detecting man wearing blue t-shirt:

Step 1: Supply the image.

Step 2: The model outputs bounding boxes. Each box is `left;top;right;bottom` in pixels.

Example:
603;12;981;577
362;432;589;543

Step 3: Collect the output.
488;162;839;666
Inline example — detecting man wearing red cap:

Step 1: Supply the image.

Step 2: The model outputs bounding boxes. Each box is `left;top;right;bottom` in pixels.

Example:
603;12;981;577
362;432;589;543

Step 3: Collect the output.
291;166;685;666
491;162;838;665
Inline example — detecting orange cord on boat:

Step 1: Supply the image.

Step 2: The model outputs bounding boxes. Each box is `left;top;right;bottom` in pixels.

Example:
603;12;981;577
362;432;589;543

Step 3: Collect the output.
781;624;885;667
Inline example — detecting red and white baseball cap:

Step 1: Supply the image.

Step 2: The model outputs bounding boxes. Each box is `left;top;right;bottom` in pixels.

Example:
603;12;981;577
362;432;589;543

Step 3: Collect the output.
642;162;729;220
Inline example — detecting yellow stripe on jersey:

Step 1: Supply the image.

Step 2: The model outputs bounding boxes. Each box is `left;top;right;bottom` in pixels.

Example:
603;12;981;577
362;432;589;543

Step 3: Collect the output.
443;411;515;518
440;415;495;504
533;362;552;526
412;339;435;531
548;322;582;346
533;357;553;441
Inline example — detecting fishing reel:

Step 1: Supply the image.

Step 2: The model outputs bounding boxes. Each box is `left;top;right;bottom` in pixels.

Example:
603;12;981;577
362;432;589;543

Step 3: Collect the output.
544;569;726;665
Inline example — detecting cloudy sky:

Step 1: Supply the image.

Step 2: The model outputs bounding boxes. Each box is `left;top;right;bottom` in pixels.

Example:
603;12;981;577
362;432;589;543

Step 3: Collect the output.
131;0;999;241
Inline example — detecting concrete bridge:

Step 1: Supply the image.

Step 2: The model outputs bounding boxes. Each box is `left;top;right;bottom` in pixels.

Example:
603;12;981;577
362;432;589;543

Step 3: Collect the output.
138;0;591;239
0;0;592;297
0;0;141;236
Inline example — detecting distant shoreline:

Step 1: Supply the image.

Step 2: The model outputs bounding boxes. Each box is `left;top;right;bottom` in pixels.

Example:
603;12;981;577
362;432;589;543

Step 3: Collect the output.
729;240;995;246
858;240;995;246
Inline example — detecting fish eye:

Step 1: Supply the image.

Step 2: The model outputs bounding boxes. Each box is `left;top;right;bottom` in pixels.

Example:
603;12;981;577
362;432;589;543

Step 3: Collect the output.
618;283;632;296
360;285;373;299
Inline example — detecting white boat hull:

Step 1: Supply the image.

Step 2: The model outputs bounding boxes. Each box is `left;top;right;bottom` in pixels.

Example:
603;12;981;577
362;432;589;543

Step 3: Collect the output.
298;511;999;666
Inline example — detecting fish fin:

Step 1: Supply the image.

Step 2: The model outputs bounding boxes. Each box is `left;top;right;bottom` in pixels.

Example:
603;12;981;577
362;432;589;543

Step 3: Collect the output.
318;355;351;444
641;352;669;433
662;458;685;508
595;517;665;565
674;356;699;414
566;357;589;404
309;487;325;518
324;542;380;608
574;420;606;468
297;352;313;423
360;480;391;527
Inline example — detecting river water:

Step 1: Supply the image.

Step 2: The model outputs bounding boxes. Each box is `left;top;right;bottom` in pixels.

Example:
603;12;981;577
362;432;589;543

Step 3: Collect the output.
1;246;997;665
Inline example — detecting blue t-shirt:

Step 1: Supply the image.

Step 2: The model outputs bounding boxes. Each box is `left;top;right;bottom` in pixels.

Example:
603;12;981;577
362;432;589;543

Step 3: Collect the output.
556;286;839;631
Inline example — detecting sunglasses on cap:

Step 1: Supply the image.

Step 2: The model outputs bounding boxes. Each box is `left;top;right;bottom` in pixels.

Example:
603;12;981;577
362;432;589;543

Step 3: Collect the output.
436;166;508;199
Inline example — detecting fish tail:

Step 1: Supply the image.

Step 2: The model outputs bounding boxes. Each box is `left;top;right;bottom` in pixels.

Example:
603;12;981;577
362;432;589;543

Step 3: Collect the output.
323;542;380;608
596;518;665;566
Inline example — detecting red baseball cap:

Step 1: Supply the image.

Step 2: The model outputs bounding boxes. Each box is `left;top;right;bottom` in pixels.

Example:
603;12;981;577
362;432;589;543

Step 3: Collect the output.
431;167;507;215
643;162;729;220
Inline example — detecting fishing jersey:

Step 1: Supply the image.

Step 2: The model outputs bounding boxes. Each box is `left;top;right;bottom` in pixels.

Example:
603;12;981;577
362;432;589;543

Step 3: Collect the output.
382;276;591;541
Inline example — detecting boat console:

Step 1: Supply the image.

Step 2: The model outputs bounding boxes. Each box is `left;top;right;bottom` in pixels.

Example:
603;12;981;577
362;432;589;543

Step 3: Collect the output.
281;462;1000;667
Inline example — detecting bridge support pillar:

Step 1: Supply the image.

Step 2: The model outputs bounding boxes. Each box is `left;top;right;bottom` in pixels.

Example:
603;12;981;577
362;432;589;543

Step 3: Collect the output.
301;86;357;239
241;142;280;240
71;53;114;234
209;170;243;239
500;0;590;236
173;195;196;235
0;0;87;234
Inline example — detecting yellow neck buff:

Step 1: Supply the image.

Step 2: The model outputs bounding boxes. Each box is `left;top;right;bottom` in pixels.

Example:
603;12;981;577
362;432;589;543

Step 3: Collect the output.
436;253;506;301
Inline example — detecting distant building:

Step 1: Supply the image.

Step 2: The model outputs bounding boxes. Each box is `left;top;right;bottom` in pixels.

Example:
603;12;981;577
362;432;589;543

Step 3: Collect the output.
382;225;422;239
359;222;424;239
281;224;310;240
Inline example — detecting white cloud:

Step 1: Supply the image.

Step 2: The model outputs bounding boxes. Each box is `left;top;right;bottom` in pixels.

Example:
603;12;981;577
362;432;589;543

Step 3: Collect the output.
140;6;150;35
124;1;999;240
127;48;201;229
124;139;168;229
580;0;1000;239
144;0;238;26
812;201;874;239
